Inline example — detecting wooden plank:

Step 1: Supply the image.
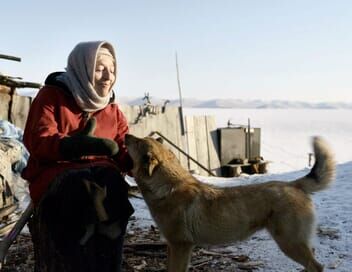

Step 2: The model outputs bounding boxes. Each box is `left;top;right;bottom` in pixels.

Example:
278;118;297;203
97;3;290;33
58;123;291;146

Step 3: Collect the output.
174;108;188;169
132;115;148;135
119;104;130;124
164;107;181;162
185;116;198;172
0;93;11;121
149;111;161;136
133;105;144;127
205;116;221;176
0;85;11;94
10;94;31;129
179;134;188;170
0;87;31;129
127;104;146;138
120;104;135;127
193;116;209;176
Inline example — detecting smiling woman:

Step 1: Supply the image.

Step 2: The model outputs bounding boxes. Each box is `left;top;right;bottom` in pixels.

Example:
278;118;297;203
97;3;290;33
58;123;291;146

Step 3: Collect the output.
94;47;116;97
21;41;134;272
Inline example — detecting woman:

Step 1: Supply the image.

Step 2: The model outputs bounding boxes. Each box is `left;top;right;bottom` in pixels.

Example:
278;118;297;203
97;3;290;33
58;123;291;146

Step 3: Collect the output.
22;41;134;272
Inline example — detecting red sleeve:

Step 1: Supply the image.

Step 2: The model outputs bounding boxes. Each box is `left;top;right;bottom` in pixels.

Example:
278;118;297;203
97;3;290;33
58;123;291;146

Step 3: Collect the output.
113;107;134;174
23;87;66;161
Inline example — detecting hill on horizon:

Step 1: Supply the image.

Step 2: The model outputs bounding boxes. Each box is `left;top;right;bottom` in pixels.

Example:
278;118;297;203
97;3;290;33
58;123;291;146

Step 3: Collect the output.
117;96;352;109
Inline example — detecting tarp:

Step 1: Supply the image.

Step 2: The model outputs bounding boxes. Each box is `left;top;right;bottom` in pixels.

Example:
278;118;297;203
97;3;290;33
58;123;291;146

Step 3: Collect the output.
0;120;29;173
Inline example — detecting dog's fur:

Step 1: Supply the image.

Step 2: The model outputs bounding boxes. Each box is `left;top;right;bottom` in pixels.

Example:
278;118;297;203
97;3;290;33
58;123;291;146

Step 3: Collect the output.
125;134;335;272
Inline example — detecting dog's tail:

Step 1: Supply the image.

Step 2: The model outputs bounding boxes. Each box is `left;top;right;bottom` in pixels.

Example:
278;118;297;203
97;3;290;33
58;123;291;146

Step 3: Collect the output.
291;136;335;194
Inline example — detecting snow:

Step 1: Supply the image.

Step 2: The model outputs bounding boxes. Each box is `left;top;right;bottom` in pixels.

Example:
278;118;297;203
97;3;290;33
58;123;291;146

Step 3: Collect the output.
128;108;352;271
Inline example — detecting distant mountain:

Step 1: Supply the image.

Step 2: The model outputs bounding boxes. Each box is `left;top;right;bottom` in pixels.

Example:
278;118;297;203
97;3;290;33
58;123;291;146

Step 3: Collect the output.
17;90;352;109
118;96;352;109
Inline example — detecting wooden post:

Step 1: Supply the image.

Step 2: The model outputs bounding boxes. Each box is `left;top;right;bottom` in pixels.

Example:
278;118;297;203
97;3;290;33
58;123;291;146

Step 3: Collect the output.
308;152;314;167
0;54;21;62
175;52;185;136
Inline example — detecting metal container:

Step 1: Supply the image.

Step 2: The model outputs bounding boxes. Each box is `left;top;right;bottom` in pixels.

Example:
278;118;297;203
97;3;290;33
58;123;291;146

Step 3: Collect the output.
217;126;262;177
217;127;261;165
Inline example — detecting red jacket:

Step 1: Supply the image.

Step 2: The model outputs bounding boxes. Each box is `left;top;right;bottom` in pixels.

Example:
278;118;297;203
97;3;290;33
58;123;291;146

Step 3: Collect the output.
22;80;132;204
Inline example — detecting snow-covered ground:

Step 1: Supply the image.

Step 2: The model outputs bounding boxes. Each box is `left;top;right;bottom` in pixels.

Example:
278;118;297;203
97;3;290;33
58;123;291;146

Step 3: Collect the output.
130;108;352;271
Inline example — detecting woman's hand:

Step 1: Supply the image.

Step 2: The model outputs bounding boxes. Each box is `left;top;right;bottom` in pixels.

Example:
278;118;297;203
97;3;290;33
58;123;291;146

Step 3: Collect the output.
59;118;119;159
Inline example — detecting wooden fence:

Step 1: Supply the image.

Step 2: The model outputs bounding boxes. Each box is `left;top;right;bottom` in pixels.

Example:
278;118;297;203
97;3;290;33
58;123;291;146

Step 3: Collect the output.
0;87;221;176
120;104;221;176
0;85;31;130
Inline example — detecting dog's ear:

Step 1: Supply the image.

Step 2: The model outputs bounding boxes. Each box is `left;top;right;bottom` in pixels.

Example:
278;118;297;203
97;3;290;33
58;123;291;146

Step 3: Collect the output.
155;137;164;144
143;151;159;176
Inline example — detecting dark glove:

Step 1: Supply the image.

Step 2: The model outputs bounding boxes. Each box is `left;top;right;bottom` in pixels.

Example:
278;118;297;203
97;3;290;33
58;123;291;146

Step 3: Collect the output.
59;118;119;159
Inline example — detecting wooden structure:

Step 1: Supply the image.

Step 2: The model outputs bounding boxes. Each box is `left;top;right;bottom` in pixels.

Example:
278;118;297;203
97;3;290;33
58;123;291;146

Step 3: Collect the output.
0;53;39;129
120;104;221;176
0;85;32;130
0;54;41;266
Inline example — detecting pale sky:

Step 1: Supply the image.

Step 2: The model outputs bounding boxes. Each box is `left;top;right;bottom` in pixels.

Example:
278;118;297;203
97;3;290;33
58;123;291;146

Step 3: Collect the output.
1;0;352;102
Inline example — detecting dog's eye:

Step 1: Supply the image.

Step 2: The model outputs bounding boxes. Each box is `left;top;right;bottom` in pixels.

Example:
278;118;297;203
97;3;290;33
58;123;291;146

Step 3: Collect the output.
142;154;150;163
142;152;153;163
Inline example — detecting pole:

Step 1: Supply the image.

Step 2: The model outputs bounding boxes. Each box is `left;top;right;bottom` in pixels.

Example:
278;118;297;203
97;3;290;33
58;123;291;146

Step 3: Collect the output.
0;202;34;269
175;52;185;135
248;118;251;161
0;54;21;62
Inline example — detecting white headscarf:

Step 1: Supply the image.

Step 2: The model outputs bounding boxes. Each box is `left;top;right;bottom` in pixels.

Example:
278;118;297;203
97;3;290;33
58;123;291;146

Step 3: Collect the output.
58;41;117;112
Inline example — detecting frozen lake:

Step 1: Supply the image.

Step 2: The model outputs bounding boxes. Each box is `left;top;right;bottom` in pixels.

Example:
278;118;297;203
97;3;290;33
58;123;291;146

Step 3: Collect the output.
184;108;352;173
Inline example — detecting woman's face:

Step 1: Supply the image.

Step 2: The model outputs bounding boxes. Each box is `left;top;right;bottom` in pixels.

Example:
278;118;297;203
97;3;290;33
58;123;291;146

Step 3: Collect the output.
94;54;116;97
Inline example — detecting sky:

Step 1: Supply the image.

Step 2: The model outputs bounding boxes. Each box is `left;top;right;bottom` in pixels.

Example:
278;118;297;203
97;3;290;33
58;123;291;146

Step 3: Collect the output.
1;0;352;102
